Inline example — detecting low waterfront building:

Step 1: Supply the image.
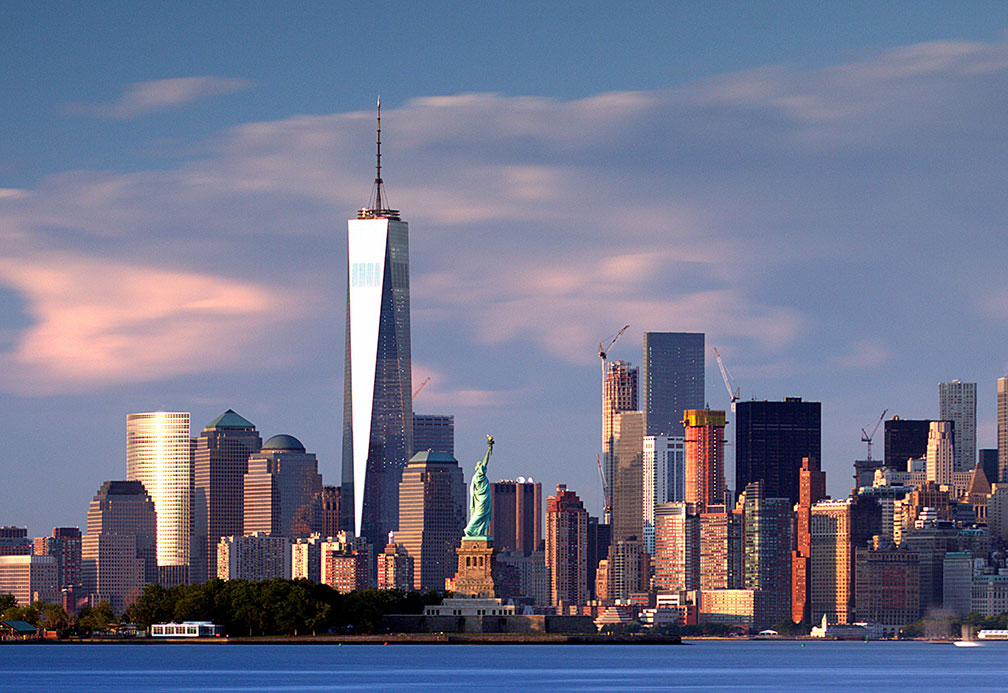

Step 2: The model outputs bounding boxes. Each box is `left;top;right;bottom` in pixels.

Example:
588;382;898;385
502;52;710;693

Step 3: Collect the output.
151;621;224;637
698;589;775;629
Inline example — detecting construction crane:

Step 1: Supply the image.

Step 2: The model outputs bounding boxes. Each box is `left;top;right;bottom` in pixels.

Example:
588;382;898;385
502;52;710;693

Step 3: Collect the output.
597;324;630;524
412;376;431;400
713;346;740;412
860;408;888;462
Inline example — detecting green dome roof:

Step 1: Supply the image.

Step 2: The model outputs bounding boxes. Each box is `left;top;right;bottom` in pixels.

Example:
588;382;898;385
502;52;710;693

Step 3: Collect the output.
262;434;305;452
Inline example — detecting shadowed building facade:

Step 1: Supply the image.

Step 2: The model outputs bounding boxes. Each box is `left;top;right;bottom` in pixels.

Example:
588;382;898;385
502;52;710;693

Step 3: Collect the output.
191;409;262;584
735;398;820;508
545;485;588;607
412;414;454;456
341;103;413;552
491;479;542;555
642;332;704;439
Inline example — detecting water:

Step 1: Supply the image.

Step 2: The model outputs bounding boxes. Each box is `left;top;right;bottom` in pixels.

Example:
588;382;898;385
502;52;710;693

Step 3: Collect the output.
1;641;1005;691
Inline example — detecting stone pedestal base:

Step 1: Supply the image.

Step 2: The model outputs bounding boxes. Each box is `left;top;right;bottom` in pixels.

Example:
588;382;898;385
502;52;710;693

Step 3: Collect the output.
445;538;496;598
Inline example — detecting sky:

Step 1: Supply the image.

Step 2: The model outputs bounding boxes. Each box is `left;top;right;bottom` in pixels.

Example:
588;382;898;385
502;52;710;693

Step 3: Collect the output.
3;2;1008;535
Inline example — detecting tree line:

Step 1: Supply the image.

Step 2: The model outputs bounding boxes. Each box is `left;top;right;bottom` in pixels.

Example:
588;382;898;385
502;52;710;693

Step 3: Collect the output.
2;580;442;637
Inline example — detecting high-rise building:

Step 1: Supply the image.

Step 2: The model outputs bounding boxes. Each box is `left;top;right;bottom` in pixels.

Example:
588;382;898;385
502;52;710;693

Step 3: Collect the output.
412;414;454;457
376;535;414;590
244;434;323;538
735;398;820;507
0;527;31;556
999;377;1008;483
0;555;57;606
545;485;588;607
291;535;325;582
641;332;704;438
342;102;413;552
699;504;742;591
792;457;826;624
491;479;542;555
884;417;931;471
586;516;610;601
325;550;369;594
320;532;373;589
33;527;81;590
939;380;976;471
320;486;340;538
642;435;685;553
740;481;793;626
810;499;854;624
854;545;920;635
926;421;955;487
606;538;648;601
395;450;465;591
979;449;999;488
612;410;644;543
653;502;699;591
126;411;193;585
683;409;726;510
191;409;262;584
602;360;638;523
81;480;157;612
216;533;292;581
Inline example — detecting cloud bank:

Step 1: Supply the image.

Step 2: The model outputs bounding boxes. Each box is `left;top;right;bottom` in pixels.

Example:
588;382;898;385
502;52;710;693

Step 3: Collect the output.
70;76;251;119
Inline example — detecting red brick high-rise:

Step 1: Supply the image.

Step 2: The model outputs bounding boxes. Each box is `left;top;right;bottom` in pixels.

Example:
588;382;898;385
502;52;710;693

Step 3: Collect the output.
545;485;588;608
792;456;826;623
683;410;726;511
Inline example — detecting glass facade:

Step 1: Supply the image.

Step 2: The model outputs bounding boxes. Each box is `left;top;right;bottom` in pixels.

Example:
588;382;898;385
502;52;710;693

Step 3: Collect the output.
342;216;413;552
642;332;704;438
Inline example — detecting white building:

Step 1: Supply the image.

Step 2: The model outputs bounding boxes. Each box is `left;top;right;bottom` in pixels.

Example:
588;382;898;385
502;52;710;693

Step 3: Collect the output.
217;533;291;581
642;435;684;554
926;421;955;488
939;380;976;471
126;411;192;583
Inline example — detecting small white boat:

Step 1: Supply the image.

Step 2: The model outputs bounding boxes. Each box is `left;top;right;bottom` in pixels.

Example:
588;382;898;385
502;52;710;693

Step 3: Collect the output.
954;640;984;647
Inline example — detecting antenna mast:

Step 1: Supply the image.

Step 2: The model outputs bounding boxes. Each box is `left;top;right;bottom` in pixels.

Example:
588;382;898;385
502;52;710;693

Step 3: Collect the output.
358;96;400;220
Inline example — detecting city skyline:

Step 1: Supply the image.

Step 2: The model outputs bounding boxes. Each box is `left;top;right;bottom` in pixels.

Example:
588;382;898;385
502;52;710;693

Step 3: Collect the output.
5;4;1008;534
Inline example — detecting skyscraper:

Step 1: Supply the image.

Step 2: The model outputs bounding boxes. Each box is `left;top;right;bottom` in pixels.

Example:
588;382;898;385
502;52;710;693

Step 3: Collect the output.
602;360;638;523
342;101;413;552
395;450;465;591
191;409;262;584
926;420;955;487
998;377;1008;483
642;332;704;438
611;410;644;543
653;502;699;591
792;457;826;624
545;485;588;607
683;409;726;510
412;413;454;456
33;527;81;590
741;481;793;626
642;435;684;553
243;434;323;538
735;398;821;507
939;380;976;471
884;417;931;470
491;479;542;555
126;411;193;585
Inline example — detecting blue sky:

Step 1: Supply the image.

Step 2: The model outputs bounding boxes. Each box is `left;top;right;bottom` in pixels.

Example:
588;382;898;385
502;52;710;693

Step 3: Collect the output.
3;3;1008;534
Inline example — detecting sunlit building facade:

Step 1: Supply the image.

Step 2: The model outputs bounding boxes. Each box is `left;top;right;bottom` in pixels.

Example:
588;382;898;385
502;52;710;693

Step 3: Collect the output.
126;411;193;585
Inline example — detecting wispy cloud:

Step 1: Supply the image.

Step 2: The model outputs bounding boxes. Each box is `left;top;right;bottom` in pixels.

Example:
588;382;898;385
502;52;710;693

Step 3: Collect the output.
70;76;251;119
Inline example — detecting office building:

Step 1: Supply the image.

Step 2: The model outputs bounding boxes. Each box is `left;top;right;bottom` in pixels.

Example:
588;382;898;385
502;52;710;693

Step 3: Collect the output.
854;545;920;634
342;103;414;553
683;409;726;511
606;538;648;601
126;411;193;585
491;479;542;555
810;499;855;624
999;377;1008;483
0;527;31;556
699;504;742;591
612;410;644;543
939;380;976;471
33;527;82;590
412;413;454;456
81;480;157;612
216;533;291;581
943;551;973;616
243;434;323;538
979;449;999;489
884;417;931;471
698;589;776;630
641;332;704;438
377;536;414;590
396;450;465;591
0;555;58;606
586;516;611;601
735;398;821;507
740;481;793;626
972;573;1008;617
191;409;262;584
642;435;684;553
653;502;699;591
603;360;638;523
926;421;955;487
320;486;340;538
496;549;550;607
545;485;588;607
792;457;826;623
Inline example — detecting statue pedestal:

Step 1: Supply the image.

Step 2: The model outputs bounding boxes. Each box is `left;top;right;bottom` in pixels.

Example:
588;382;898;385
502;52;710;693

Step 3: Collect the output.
445;537;496;598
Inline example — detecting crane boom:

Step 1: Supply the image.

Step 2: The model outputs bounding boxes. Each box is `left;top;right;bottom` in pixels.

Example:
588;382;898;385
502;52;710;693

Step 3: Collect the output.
859;408;888;462
713;346;740;412
412;376;431;400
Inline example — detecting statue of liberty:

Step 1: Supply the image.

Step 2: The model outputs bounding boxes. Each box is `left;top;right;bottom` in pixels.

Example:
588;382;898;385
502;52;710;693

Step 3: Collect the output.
463;435;494;539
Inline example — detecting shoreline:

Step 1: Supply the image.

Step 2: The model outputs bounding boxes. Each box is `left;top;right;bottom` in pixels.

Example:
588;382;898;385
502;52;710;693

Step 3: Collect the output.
5;633;684;645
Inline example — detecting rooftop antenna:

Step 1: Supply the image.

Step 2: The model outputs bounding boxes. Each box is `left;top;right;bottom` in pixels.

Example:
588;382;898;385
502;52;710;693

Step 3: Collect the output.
359;96;399;220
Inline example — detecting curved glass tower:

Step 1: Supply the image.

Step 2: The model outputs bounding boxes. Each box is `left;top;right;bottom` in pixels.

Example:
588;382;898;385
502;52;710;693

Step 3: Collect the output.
341;99;413;553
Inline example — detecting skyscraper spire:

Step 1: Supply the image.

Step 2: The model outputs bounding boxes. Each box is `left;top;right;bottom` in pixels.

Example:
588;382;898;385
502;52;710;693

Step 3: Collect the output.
360;96;399;219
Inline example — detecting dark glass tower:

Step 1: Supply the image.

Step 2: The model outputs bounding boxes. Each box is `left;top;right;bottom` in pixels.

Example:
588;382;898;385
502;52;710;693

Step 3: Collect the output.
735;397;821;507
341;100;413;551
642;332;704;438
883;418;932;470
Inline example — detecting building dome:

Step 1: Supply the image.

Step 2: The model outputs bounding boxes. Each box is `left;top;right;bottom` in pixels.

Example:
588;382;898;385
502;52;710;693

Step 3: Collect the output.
261;434;305;452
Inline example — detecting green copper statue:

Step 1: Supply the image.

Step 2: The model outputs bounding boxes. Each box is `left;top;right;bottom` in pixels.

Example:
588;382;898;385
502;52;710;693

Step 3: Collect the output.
463;435;494;539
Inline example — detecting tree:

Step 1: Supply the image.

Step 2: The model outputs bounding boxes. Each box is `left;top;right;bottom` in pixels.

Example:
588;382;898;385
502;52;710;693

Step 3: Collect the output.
36;602;69;632
76;601;115;634
0;593;16;613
